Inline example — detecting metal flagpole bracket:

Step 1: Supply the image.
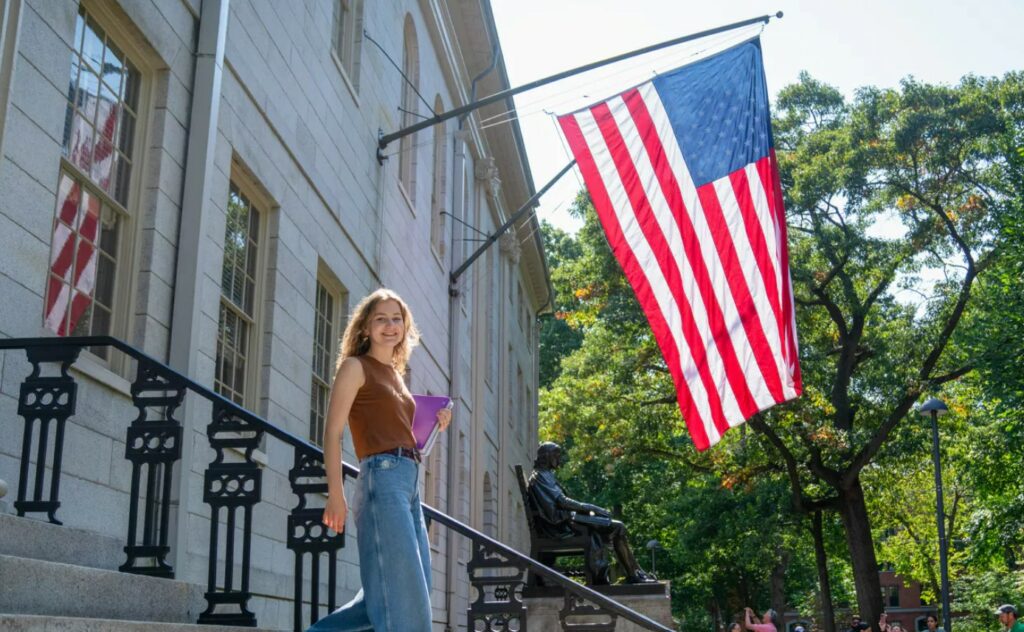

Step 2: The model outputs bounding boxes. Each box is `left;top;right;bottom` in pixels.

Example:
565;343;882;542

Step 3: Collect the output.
377;12;783;156
449;159;576;289
376;129;387;165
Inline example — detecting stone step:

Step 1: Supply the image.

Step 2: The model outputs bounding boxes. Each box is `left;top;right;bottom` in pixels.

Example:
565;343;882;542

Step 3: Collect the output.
0;614;279;631
0;512;123;570
0;554;204;623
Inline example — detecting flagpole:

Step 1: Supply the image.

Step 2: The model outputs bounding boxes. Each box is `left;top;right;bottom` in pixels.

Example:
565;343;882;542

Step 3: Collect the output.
450;158;576;286
377;12;782;159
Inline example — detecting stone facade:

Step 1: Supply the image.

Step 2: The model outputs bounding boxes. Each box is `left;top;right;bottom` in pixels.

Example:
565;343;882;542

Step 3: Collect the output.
0;0;546;629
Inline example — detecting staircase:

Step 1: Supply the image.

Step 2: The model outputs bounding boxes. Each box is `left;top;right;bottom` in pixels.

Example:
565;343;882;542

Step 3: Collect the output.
0;513;275;631
0;336;672;631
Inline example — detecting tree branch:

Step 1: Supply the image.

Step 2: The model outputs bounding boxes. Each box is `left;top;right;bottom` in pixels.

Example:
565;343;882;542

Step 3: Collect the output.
928;365;973;386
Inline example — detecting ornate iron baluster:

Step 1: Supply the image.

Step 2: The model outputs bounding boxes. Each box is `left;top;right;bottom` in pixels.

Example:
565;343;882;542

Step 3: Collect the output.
287;448;345;632
198;401;264;627
467;539;529;632
120;358;185;577
559;592;618;632
14;346;81;524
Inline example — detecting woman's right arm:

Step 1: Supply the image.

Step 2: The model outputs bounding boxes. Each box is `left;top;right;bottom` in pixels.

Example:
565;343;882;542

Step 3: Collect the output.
321;357;364;533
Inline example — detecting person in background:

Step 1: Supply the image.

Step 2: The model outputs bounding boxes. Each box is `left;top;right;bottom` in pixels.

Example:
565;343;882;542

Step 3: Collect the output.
307;289;452;632
729;622;743;632
745;607;779;632
997;604;1023;632
848;615;870;632
925;613;944;632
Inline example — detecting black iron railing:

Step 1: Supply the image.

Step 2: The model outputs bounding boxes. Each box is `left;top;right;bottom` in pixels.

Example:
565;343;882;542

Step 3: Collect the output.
0;336;671;631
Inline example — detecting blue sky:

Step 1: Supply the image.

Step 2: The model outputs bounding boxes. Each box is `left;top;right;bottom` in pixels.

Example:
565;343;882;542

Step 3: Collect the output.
489;0;1024;233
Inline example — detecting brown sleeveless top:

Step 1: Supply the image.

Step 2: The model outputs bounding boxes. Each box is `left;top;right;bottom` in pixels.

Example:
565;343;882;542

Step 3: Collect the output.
348;355;417;460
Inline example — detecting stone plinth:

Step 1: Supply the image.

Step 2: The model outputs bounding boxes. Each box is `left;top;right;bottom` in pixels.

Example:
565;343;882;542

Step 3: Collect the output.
524;582;674;631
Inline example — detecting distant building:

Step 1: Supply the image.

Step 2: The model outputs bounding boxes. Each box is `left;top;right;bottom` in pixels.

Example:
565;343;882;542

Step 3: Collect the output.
781;571;938;632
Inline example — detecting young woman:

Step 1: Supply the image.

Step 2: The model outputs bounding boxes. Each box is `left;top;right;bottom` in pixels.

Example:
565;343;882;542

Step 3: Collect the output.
308;289;451;632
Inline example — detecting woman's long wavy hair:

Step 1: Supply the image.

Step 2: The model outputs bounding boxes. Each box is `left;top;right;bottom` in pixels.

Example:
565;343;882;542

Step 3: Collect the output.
337;289;420;375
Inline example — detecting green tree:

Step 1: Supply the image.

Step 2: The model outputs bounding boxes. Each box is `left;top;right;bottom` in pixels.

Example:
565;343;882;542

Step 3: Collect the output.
539;71;1024;629
750;71;1022;628
539;220;584;387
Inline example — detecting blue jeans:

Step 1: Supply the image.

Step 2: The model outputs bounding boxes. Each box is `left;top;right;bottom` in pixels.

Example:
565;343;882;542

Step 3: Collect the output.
308;454;432;631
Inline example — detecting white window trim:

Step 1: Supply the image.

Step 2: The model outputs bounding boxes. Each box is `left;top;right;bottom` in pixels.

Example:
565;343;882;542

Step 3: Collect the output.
330;0;362;97
309;263;347;446
216;163;272;413
0;0;24;156
48;3;155;378
330;48;360;106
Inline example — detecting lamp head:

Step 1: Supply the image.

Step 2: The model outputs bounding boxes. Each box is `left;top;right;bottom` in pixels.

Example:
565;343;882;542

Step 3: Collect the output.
918;397;948;417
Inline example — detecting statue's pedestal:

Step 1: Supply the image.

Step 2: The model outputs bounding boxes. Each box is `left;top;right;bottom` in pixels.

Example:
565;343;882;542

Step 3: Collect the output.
523;582;674;631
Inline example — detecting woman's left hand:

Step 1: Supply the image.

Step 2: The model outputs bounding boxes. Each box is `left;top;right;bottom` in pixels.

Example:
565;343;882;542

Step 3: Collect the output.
437;407;452;432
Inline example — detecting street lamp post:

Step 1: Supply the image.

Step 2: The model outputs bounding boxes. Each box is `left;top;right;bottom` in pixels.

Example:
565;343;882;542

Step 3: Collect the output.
919;397;952;632
646;539;662;576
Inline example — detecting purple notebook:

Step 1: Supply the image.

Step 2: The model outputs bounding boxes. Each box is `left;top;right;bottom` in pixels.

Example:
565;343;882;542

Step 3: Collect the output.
411;394;452;456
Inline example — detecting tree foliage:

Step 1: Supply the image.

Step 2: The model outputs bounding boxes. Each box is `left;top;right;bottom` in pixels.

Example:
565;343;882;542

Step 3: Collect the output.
537;71;1024;631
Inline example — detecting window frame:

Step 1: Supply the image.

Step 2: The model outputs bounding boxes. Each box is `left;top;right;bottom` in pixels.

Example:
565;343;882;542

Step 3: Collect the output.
43;3;152;375
0;0;23;155
397;14;419;212
214;166;270;410
330;0;363;99
309;264;347;447
429;94;447;265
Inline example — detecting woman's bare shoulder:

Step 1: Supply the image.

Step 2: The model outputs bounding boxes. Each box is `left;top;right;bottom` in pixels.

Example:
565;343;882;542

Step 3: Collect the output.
335;356;366;386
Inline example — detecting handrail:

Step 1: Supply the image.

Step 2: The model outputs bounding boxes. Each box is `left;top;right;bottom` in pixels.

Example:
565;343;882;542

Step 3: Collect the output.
0;336;355;475
422;502;672;630
0;336;672;631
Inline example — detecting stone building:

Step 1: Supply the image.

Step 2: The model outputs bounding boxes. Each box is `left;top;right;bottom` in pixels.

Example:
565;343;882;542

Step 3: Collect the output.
0;0;547;628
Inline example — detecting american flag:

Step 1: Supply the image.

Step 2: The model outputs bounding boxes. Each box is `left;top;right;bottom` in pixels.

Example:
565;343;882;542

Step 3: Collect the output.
557;39;801;450
45;98;118;336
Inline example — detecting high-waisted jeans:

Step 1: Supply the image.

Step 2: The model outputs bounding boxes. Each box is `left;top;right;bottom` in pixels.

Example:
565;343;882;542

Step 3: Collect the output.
307;453;432;631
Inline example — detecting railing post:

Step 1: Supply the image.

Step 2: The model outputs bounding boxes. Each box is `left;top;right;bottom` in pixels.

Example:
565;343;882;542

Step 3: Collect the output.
13;345;81;524
287;448;345;632
560;592;618;631
119;358;185;577
467;540;529;632
198;401;264;627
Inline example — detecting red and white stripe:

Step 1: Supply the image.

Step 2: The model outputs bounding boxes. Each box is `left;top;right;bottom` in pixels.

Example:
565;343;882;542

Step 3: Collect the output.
559;83;801;450
44;177;99;336
44;93;121;336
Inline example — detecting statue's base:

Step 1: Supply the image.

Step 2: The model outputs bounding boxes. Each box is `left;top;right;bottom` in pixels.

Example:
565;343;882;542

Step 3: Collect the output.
523;582;673;631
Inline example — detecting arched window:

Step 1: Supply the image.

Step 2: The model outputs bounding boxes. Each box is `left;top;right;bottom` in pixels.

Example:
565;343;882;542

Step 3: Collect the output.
398;15;419;207
430;94;447;257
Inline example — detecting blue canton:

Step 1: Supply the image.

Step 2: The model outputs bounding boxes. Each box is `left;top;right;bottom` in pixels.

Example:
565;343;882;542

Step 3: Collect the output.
651;39;773;188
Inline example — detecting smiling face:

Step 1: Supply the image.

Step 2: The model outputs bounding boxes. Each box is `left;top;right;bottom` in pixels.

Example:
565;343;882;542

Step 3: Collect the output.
364;299;405;353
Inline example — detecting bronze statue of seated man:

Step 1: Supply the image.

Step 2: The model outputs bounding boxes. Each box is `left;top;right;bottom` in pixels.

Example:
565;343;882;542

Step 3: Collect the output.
527;441;657;585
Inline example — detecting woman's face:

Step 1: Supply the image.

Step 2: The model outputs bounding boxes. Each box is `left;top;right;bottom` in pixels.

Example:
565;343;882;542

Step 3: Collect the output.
365;299;405;350
730;623;742;632
927;617;938;630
